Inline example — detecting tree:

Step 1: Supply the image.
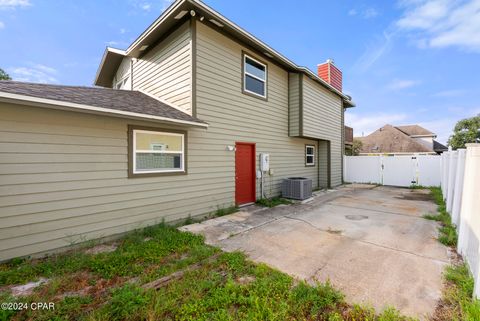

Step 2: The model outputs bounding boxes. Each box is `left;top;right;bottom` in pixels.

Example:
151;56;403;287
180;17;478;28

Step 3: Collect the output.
0;68;11;80
352;139;363;156
447;115;480;149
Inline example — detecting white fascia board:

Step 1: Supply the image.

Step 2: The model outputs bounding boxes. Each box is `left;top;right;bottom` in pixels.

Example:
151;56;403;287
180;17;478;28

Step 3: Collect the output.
0;92;208;128
93;47;127;86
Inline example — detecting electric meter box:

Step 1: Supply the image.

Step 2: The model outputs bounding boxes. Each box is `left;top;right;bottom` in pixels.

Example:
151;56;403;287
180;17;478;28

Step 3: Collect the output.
260;153;270;172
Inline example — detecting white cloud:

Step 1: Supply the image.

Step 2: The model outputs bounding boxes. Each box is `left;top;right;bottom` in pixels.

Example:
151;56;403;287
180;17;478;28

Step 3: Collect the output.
396;0;480;52
363;8;379;19
0;0;31;9
141;3;151;11
0;21;4;29
8;63;58;84
418;119;455;144
348;7;379;19
432;89;467;97
120;28;126;34
387;79;421;90
105;40;129;48
345;112;408;137
353;31;394;72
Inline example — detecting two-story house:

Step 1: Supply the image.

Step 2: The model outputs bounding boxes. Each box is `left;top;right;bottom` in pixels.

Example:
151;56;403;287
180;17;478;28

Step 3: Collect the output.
0;0;355;261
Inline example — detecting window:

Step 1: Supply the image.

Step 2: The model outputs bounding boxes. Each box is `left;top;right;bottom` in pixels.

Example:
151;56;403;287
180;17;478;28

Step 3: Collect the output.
243;53;267;98
129;127;186;176
115;75;131;90
305;145;315;166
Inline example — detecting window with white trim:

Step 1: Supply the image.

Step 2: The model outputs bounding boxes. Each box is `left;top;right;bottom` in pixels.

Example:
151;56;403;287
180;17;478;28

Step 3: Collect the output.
243;54;267;98
305;145;315;166
132;129;185;174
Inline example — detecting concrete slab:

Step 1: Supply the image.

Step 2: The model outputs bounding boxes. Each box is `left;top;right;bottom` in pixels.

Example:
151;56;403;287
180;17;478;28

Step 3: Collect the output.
180;185;450;320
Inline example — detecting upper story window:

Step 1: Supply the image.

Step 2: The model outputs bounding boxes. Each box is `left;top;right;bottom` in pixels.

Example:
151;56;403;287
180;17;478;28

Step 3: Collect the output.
243;53;267;99
129;126;186;177
115;75;131;90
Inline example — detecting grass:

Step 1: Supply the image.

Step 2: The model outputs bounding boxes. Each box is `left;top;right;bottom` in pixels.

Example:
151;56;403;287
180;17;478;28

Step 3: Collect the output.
434;264;480;321
256;196;293;208
213;205;239;217
0;223;415;321
422;187;458;246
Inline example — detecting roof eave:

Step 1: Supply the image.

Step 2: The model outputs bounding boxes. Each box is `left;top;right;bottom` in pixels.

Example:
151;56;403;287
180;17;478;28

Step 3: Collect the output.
0;91;208;128
125;0;355;106
94;47;127;87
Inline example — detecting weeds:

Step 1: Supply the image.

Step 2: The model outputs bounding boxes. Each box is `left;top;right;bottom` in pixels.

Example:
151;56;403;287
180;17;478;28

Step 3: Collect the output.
0;222;415;321
214;205;239;217
256;197;292;208
435;264;480;321
423;187;458;246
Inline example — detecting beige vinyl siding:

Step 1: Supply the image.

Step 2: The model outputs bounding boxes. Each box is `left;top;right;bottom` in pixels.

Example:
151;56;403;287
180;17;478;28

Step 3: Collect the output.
112;57;132;89
288;73;300;137
132;21;192;115
0;103;231;260
195;22;318;199
302;76;343;186
0;20;345;260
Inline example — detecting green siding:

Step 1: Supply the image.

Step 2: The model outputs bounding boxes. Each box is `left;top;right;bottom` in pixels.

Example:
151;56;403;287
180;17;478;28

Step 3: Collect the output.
302;76;343;186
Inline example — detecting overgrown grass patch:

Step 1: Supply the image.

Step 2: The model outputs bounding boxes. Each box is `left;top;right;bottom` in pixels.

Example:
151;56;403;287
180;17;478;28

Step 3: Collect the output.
434;264;480;321
256;196;292;208
1;223;415;321
423;187;458;247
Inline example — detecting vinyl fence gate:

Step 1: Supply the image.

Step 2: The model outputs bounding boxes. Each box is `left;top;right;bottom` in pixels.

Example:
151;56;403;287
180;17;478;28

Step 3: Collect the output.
344;155;441;187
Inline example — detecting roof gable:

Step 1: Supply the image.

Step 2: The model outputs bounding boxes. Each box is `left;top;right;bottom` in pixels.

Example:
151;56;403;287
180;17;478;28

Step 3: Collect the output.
94;0;355;107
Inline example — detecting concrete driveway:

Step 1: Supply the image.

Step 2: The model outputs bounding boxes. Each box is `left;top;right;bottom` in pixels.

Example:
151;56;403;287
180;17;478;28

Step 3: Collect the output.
180;185;450;320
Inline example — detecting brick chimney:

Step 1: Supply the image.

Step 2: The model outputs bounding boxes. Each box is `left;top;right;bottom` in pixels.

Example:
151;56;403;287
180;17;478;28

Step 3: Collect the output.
317;59;342;92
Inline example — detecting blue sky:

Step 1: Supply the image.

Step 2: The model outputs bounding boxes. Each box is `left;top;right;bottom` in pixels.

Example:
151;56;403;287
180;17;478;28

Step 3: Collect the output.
1;0;479;143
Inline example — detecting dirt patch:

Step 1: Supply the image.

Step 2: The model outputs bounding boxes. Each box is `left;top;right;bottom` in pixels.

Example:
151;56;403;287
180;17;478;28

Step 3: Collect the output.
85;244;117;255
396;191;433;201
10;278;49;297
236;275;256;285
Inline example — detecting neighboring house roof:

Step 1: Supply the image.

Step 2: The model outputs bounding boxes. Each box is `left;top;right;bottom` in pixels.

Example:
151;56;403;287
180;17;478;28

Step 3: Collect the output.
94;0;355;107
395;125;435;137
355;124;434;154
0;81;208;128
433;140;448;152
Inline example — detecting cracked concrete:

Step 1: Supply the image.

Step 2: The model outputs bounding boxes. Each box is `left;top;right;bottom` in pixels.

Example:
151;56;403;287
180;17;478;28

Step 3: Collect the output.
180;184;450;320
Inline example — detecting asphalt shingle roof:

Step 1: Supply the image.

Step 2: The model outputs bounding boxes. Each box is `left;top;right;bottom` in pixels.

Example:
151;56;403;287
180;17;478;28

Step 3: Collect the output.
0;81;206;125
395;125;434;136
356;124;434;154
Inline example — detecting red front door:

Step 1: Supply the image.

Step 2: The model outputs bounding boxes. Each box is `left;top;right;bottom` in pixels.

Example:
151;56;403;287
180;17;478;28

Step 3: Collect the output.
235;142;256;205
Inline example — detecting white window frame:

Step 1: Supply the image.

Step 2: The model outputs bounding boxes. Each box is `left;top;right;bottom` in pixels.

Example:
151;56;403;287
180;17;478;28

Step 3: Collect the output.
132;129;185;174
243;54;267;99
115;74;131;90
305;145;315;166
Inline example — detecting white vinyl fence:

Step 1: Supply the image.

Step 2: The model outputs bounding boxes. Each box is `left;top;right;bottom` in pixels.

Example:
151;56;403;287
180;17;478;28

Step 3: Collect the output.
442;144;480;298
344;155;441;187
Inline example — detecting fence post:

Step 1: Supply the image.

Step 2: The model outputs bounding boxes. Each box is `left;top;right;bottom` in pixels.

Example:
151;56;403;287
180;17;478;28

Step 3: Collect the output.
456;144;480;298
441;152;447;199
452;149;466;227
447;151;458;213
